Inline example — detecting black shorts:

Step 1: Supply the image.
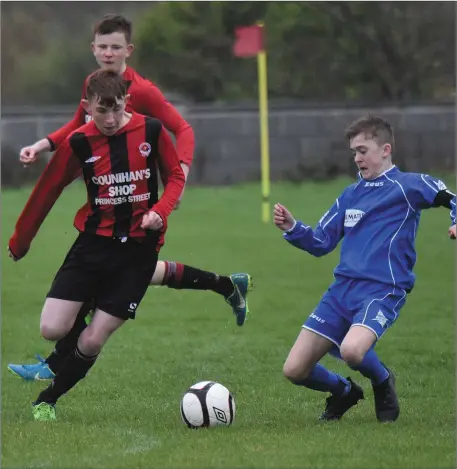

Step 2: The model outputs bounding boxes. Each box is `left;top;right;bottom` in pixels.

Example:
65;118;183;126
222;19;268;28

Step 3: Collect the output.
47;232;159;320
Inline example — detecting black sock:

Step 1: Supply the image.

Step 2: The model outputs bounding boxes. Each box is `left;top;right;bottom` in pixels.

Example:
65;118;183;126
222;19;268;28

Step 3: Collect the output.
163;262;234;297
181;266;234;297
45;302;93;374
35;346;98;405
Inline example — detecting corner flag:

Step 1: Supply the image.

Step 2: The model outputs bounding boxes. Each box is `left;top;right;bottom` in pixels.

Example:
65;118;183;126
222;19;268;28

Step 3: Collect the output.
233;23;271;223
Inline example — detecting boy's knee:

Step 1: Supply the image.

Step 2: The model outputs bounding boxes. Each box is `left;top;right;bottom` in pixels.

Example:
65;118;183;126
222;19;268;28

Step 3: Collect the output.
283;361;311;383
78;327;106;356
40;321;68;341
340;343;365;367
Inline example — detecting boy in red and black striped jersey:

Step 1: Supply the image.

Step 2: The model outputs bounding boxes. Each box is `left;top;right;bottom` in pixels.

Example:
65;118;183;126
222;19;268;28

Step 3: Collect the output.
9;14;252;384
8;70;186;420
11;73;184;251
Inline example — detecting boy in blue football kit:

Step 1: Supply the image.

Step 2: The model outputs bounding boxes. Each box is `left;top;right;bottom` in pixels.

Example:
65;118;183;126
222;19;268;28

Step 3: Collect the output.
274;115;456;423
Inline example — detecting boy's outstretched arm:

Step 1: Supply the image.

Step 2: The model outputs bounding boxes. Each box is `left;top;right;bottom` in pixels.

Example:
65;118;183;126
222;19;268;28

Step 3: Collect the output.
273;196;346;257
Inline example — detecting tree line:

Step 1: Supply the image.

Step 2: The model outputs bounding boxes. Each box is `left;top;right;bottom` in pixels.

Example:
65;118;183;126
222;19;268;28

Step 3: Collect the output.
2;2;454;106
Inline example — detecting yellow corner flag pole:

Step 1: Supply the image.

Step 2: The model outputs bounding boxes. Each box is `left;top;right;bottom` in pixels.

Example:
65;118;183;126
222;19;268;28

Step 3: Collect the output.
256;22;270;223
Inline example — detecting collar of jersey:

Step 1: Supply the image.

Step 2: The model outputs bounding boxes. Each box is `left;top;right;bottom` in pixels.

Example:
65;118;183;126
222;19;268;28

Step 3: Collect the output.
123;66;133;79
357;165;398;181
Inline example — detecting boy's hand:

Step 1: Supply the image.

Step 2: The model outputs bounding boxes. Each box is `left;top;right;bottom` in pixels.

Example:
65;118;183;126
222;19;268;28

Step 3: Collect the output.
141;211;164;231
274;203;296;231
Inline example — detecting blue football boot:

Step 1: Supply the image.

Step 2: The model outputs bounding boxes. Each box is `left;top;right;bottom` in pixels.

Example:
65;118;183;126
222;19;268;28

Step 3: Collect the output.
225;273;253;326
8;355;55;381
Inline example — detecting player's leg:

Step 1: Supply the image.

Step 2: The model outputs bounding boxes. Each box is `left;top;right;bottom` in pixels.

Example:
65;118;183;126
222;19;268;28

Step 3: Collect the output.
283;328;344;392
22;232;102;420
340;324;378;365
8;301;94;381
340;284;407;422
44;300;95;374
340;325;388;378
8;298;84;380
150;260;253;326
340;325;392;396
26;297;85;421
151;260;245;301
32;234;159;421
329;344;389;387
32;308;126;421
8;235;97;381
341;325;398;422
284;286;364;421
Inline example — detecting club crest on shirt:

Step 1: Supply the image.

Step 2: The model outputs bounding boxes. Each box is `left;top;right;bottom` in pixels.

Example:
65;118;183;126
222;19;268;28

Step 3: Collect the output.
433;180;447;191
139;142;151;157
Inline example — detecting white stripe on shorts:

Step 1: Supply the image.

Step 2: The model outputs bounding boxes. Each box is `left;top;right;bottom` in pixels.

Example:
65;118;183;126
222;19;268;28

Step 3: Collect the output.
302;325;341;348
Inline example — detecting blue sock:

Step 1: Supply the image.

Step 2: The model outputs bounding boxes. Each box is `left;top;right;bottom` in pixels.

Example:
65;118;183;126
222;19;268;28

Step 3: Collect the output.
351;349;389;385
293;364;350;396
329;346;389;386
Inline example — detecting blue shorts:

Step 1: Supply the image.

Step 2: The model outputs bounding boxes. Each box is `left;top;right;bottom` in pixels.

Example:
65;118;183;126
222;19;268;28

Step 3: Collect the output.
303;277;407;347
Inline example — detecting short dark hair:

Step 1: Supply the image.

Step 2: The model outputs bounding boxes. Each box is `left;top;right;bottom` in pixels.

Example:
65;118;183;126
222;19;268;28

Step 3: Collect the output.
345;114;395;152
86;70;127;107
93;14;132;43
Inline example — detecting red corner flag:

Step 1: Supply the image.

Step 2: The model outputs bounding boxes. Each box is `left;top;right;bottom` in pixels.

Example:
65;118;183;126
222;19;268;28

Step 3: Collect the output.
233;25;264;57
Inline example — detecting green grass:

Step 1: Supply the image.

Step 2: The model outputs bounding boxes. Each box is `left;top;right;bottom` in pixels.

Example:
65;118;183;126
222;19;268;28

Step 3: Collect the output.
2;179;455;469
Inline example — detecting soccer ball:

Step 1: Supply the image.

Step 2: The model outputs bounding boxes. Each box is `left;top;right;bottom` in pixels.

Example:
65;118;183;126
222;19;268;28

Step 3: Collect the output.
180;381;235;428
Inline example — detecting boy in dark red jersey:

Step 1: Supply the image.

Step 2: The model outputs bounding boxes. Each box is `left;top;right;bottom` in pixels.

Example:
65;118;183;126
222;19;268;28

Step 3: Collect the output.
8;70;186;421
9;14;252;382
20;14;194;169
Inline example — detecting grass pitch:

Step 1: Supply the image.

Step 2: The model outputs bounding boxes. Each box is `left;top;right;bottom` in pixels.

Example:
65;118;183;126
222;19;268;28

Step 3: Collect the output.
2;179;455;468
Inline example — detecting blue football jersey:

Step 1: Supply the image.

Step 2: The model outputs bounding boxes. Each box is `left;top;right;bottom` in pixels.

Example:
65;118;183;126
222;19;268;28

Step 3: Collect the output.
284;166;455;292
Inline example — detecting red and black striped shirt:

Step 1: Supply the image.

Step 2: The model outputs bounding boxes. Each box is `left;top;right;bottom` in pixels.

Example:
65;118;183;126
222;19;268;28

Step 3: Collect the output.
9;112;185;260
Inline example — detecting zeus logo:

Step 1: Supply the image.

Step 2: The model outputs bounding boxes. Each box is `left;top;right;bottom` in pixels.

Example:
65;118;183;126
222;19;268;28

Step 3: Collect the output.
344;209;365;228
365;181;384;187
310;313;325;323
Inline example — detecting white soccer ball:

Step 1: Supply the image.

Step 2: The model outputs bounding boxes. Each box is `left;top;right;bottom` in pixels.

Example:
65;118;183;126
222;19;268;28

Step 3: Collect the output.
180;381;236;428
